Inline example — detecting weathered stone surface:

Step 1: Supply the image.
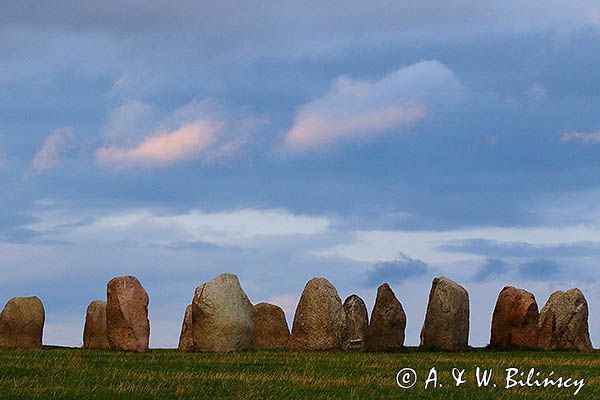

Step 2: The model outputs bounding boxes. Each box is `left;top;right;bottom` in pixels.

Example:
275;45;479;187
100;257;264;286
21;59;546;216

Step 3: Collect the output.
364;284;406;352
106;276;150;352
343;294;368;345
192;273;254;352
420;277;469;352
83;300;110;350
0;296;45;349
178;304;193;351
490;286;539;349
252;302;290;349
538;289;593;351
288;277;347;351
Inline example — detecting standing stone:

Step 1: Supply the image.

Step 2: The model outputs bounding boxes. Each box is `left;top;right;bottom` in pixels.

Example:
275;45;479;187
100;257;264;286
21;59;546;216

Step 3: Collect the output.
288;277;347;351
252;302;290;349
83;300;110;350
364;284;406;352
106;276;150;352
420;277;469;352
0;296;45;349
490;287;539;349
192;273;254;352
343;294;368;346
178;304;193;351
538;289;593;351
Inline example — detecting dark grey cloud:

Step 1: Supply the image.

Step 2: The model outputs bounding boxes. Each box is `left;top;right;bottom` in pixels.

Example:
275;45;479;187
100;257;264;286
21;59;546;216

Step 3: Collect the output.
473;258;564;282
365;254;428;287
518;259;561;279
473;258;509;282
1;1;597;62
439;238;600;258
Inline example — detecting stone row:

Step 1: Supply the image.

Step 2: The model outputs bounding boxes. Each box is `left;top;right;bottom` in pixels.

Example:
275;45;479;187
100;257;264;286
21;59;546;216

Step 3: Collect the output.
0;274;593;352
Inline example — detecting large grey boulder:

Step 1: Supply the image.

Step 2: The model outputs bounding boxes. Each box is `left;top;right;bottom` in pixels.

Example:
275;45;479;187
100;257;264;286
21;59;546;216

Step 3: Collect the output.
106;276;150;352
538;289;593;351
83;300;110;350
252;302;290;349
288;277;347;351
192;273;254;352
364;283;406;352
0;296;45;349
178;304;194;351
490;286;539;349
420;277;470;352
343;294;368;345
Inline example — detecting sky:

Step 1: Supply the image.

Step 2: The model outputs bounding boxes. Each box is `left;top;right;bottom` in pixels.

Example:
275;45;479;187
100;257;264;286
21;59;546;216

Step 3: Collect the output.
1;1;600;348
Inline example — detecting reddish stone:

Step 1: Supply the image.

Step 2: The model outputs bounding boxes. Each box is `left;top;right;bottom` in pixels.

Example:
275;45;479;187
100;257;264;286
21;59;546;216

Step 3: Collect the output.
490;286;539;348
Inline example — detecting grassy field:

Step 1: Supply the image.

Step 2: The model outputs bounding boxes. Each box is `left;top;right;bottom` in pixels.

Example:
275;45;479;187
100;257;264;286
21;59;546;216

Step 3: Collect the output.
0;347;598;399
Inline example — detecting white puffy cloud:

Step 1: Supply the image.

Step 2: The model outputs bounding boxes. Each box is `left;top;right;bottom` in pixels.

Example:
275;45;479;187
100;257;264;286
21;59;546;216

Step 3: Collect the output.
25;128;74;178
25;207;331;248
282;60;464;151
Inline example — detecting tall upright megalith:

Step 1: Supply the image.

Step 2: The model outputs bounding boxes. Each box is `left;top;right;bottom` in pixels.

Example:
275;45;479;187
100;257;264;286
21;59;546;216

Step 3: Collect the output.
364;283;406;352
106;276;150;352
420;277;469;352
490;286;539;349
538;288;593;351
288;277;347;351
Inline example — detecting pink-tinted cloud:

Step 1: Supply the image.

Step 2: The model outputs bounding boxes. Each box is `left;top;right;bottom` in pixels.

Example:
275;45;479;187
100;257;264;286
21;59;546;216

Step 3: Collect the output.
281;60;464;151
96;121;216;168
560;130;600;144
285;104;426;150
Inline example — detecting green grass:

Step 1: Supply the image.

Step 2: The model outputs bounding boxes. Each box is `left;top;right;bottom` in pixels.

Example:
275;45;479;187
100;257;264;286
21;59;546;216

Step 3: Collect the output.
0;347;598;399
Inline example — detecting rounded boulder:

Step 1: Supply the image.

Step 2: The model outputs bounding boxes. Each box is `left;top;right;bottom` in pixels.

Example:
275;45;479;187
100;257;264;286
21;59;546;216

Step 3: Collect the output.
192;273;254;352
288;277;347;351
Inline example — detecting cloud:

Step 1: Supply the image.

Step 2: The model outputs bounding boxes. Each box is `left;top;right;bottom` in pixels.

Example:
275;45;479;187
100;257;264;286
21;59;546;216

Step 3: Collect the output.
517;259;561;279
24;207;331;248
439;238;600;258
473;257;562;282
25;128;74;178
2;2;599;61
99;100;157;145
316;223;600;267
95;99;266;169
525;82;548;99
364;253;428;286
95;121;217;168
282;60;464;151
560;129;600;144
473;258;509;282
